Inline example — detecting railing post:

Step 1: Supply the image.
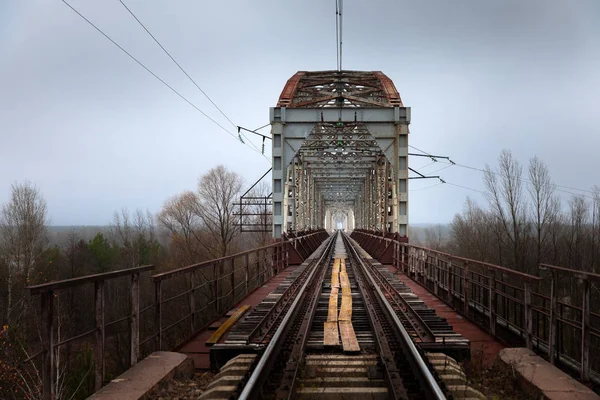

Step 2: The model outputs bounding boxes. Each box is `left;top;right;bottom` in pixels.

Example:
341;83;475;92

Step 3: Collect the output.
41;290;54;400
489;269;496;335
130;272;140;366
549;272;557;365
154;279;162;350
231;259;236;306
94;281;105;391
433;253;439;297
447;261;453;306
524;279;532;350
214;263;220;314
245;253;250;295
401;246;406;274
463;262;470;316
581;278;590;381
190;271;196;333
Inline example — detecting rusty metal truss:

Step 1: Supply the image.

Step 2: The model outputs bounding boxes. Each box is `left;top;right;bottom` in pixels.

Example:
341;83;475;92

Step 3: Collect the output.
277;70;403;108
271;70;410;238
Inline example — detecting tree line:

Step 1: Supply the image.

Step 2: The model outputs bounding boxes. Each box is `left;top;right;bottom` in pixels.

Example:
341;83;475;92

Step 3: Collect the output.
0;165;269;399
428;149;600;276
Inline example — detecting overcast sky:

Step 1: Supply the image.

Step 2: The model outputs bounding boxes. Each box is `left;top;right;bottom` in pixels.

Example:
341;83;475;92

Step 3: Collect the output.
1;0;599;226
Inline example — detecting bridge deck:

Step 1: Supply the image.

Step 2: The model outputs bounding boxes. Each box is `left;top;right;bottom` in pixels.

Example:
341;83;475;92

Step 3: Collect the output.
178;264;300;369
393;269;504;367
179;263;503;370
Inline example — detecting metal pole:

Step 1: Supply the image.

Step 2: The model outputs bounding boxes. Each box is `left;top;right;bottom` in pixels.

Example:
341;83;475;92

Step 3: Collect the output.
524;279;532;350
190;271;196;333
130;272;140;366
41;291;55;400
581;278;590;381
95;281;105;390
154;280;162;350
489;269;496;335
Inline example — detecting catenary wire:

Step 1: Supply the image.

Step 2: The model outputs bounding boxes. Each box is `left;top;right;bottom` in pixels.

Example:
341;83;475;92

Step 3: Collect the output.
117;0;264;156
62;0;268;160
409;145;596;198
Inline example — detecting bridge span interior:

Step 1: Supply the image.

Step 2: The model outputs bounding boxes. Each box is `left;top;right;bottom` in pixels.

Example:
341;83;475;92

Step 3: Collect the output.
270;70;410;238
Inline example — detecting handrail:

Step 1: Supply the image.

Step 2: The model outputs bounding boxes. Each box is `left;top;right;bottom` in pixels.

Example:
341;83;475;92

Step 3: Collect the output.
403;243;541;281
152;230;326;281
152;243;282;281
28;264;155;294
540;263;600;281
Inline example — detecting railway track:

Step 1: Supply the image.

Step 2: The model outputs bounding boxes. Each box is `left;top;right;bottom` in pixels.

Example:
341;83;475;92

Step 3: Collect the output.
228;231;453;399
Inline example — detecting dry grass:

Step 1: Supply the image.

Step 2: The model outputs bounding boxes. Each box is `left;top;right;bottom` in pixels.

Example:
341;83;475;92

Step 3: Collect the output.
461;347;534;400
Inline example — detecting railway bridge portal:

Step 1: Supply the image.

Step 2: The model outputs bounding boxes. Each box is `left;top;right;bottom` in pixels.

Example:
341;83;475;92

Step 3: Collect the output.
270;70;410;238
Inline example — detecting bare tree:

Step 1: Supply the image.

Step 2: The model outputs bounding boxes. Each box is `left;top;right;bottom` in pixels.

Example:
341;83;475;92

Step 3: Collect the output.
424;224;444;250
195;165;244;257
484;150;528;271
450;197;497;262
567;196;588;269
0;181;47;325
157;191;203;265
111;208;157;269
527;156;560;267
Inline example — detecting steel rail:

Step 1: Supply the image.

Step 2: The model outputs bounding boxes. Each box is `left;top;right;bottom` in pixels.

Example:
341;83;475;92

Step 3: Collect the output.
247;255;319;343
343;233;446;400
275;233;338;399
238;235;336;400
367;254;436;342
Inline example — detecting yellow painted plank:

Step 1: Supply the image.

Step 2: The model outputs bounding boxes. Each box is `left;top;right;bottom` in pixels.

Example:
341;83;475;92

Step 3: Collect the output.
341;259;346;273
206;305;250;346
327;288;339;321
324;321;340;346
339;321;360;353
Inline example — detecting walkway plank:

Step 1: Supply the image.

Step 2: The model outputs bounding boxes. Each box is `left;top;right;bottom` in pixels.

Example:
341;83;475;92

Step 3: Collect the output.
395;271;504;366
324;321;340;346
328;288;339;321
206;305;250;346
338;294;353;321
339;321;360;353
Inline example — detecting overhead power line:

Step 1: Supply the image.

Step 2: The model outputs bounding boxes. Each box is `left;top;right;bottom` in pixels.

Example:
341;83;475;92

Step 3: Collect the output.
409;145;597;199
116;0;264;157
61;1;234;137
410;182;443;192
62;0;268;160
118;0;235;127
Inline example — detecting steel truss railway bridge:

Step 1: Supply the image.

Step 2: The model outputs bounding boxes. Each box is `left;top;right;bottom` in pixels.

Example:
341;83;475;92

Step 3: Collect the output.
27;71;600;400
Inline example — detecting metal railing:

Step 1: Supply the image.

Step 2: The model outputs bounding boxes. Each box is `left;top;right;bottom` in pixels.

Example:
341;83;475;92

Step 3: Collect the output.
26;229;329;400
151;241;287;352
351;229;600;383
26;265;155;400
